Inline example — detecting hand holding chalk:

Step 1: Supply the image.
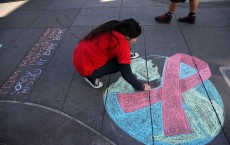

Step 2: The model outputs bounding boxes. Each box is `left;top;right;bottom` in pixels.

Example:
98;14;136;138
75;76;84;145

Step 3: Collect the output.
144;84;151;90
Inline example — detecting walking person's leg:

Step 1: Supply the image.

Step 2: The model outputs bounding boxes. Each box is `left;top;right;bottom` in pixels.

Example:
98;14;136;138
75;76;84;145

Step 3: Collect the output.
169;2;179;13
189;0;199;12
178;0;199;24
155;2;179;23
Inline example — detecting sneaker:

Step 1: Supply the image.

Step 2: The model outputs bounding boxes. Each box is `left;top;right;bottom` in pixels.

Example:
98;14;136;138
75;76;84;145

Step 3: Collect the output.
130;52;139;59
84;77;103;89
178;15;196;24
155;13;172;23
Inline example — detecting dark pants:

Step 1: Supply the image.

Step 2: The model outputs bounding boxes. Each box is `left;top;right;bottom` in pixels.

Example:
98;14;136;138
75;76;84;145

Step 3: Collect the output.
87;59;119;79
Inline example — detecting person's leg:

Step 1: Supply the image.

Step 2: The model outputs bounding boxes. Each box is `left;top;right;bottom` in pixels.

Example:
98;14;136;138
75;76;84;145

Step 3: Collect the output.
84;58;119;88
89;58;119;79
178;0;199;24
189;0;199;13
169;2;179;13
155;2;179;23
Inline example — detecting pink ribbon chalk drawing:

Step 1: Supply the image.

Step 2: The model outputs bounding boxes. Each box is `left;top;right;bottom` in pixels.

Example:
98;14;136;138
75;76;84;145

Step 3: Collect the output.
117;53;211;137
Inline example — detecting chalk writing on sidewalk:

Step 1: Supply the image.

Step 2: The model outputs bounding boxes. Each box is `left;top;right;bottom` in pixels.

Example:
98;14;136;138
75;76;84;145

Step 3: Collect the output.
0;28;66;96
11;69;42;95
104;54;224;145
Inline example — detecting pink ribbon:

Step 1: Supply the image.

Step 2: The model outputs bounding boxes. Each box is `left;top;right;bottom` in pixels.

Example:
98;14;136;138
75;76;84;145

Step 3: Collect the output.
117;53;211;136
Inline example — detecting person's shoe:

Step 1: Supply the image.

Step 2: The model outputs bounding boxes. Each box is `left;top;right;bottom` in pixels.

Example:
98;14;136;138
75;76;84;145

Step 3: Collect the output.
155;13;172;23
130;52;139;59
178;15;196;24
84;77;103;89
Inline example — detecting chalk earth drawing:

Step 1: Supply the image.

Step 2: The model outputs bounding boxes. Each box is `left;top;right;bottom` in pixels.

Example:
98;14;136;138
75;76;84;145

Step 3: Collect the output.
104;53;224;145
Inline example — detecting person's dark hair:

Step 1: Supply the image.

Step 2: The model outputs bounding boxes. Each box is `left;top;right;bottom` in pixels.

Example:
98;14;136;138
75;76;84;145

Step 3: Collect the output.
114;18;141;39
83;18;142;41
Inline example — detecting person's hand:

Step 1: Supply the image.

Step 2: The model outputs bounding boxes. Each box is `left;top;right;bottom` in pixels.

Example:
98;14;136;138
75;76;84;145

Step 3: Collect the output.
144;84;151;91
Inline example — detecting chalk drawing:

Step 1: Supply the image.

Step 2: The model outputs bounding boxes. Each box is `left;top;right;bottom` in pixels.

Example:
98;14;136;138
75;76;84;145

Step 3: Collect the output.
10;69;41;95
0;28;66;96
104;53;224;145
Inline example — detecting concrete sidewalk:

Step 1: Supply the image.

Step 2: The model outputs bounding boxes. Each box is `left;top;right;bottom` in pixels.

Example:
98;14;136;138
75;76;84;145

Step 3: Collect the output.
0;0;230;144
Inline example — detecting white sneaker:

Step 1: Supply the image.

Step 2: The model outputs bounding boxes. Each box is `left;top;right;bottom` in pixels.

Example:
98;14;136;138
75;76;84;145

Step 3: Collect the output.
84;77;103;89
130;52;139;59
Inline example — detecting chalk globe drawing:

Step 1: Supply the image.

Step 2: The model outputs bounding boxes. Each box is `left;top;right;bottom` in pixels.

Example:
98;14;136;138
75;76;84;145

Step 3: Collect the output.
104;53;224;145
